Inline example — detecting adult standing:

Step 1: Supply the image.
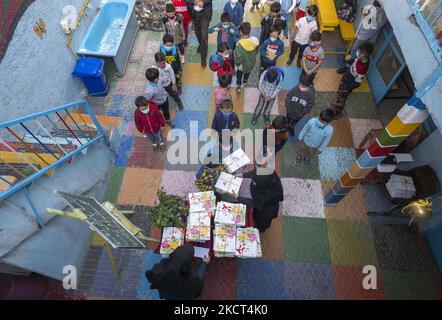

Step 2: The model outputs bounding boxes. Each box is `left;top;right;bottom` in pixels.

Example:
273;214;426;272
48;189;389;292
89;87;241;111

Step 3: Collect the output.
186;0;213;67
145;244;210;300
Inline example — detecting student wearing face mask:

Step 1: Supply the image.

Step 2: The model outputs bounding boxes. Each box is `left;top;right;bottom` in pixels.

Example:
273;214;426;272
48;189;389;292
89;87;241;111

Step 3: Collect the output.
162;3;186;63
134;96;166;152
259;26;284;73
260;2;287;44
211;99;240;135
223;0;244;27
335;42;374;117
300;30;324;82
209;42;234;79
154;52;184;111
173;0;192;46
160;34;183;91
295;109;335;166
287;4;318;67
208;12;240;51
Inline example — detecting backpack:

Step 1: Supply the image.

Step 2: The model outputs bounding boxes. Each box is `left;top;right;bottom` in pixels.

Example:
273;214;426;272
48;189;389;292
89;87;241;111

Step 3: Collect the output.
264;67;285;86
337;0;357;23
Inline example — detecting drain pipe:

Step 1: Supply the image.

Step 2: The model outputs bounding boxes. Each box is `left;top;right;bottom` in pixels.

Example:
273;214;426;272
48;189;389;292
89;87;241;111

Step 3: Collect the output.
66;0;90;59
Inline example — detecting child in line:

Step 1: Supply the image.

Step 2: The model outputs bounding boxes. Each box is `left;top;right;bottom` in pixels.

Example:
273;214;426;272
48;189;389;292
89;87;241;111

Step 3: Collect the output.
214;73;232;110
252;66;284;125
160;34;183;91
134;96;166;152
335;43;374;117
145;67;175;128
154;52;184;111
280;0;298;38
162;3;186;63
172;0;191;46
301;30;324;82
212;99;240;134
208;12;240;51
260;2;287;44
234;22;259;94
209;42;234;79
263;115;289;154
259;26;284;73
296;109;335;166
223;0;244;27
285;74;315;135
287;5;318;67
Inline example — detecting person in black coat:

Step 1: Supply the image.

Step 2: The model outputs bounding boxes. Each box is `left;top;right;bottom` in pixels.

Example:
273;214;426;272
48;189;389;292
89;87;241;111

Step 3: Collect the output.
145;244;210;300
221;147;284;232
185;0;213;67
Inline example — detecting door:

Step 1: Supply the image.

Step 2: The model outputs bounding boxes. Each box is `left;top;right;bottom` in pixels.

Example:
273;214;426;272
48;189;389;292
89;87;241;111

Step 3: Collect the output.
367;24;408;104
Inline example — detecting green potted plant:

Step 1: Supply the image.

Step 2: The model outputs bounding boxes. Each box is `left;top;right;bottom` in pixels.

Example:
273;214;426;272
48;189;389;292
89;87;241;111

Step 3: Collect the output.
149;188;188;228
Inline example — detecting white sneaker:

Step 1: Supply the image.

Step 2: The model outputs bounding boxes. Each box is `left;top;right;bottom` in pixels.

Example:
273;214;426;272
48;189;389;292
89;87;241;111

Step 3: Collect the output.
181;55;186;64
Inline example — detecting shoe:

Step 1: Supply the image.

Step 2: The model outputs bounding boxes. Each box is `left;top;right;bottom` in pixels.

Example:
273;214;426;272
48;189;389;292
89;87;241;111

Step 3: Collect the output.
251;117;258;125
201;59;207;68
294;154;302;165
264;119;271;126
152;144;159;152
296;61;301;68
286;58;293;66
159;143;166;152
181;55;186;64
236;87;241;95
336;67;347;74
303;155;311;166
178;102;184;111
250;7;254;12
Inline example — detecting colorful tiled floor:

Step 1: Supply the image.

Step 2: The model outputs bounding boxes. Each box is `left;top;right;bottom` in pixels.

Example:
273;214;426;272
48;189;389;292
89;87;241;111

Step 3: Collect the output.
52;1;442;300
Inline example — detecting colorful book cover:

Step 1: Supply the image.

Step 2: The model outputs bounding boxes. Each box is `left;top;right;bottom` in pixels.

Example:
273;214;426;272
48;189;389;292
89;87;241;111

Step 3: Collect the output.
213;224;236;255
188;191;216;215
215;172;243;196
222;148;251;173
186;225;211;242
215;201;246;226
160;227;184;255
235;227;261;258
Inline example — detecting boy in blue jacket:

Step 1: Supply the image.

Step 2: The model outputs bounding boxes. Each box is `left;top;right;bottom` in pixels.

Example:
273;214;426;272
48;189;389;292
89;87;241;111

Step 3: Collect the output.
211;100;240;134
296;109;335;166
223;0;244;27
208;12;240;51
259;26;285;73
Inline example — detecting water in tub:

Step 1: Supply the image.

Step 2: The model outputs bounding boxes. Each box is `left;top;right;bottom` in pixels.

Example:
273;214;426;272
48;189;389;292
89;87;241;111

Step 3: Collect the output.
99;18;125;53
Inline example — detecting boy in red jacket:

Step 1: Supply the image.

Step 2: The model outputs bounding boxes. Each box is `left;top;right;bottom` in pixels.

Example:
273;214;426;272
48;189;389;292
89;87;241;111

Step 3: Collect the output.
135;96;166;152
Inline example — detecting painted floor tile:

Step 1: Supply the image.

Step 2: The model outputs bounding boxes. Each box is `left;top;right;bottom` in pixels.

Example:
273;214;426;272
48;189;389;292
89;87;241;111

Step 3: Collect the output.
242;112;278;131
318;147;356;180
115;135;135;167
199;258;237;300
313;91;339;115
243;11;262;28
283;216;331;264
181;63;214;86
180;85;213;111
314;69;342;92
237;259;286;299
279;142;321;179
349;118;384;148
327;219;378;267
332;266;384;300
284;262;335;300
104;167;125;203
278;66;302;90
161;169;199;197
117;168;163;206
186;44;217;64
260;216;284;260
345;92;378;119
244;88;279;114
281;178;325;218
370;223;431;272
137;250;162;300
172;110;209;140
127;136;166;170
362;184;395;213
322;182;369;221
381;270;436;300
329;118;355;148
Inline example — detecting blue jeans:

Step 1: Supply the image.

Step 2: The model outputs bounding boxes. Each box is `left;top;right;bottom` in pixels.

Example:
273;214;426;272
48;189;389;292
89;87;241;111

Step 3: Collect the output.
281;11;291;38
146;131;164;146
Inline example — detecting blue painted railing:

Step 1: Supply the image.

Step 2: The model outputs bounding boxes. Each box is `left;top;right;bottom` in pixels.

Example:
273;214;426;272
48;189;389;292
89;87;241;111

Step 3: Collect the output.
408;0;442;62
0;100;108;227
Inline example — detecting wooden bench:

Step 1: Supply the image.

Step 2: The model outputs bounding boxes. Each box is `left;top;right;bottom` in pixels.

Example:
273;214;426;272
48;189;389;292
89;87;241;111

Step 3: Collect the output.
339;18;356;54
314;0;339;33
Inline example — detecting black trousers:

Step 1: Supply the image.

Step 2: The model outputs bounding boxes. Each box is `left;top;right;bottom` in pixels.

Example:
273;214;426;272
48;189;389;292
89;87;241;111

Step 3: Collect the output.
236;70;250;87
260;60;275;75
164;82;182;106
157;98;171;122
193;11;210;61
289;41;308;64
300;69;317;82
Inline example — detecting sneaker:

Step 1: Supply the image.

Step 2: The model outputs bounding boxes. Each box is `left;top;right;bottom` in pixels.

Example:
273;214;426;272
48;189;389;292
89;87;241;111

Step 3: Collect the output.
250;6;254;12
181;55;186;64
178;102;184;111
336;67;347;74
159;143;166;152
236;87;241;95
294;154;303;165
286;58;293;66
251;117;258;125
152;144;159;152
264;119;271;126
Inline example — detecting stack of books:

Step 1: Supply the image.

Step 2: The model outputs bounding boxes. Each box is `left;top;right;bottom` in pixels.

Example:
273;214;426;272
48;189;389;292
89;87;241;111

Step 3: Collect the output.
214;201;246;226
222;148;251;173
215;172;243;197
235;227;262;258
213;224;236;257
160;227;184;256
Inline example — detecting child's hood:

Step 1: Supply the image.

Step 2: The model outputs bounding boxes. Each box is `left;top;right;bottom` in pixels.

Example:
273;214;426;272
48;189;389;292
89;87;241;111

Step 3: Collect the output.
239;36;259;51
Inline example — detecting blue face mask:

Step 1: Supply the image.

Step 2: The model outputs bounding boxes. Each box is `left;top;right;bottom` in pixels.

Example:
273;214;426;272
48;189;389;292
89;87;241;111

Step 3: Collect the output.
222;111;232;117
164;45;173;51
222;24;230;30
310;43;318;49
306;16;315;22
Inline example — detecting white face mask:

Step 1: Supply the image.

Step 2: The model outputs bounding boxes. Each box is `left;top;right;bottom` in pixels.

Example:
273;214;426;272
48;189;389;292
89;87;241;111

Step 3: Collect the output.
140;108;150;114
270;37;277;42
231;0;238;4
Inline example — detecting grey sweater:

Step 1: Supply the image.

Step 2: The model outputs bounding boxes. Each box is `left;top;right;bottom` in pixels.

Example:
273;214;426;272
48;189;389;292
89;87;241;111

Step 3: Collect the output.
144;82;168;105
285;84;315;121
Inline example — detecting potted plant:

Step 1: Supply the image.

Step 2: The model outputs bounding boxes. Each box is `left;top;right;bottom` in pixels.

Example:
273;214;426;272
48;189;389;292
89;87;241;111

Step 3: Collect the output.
149;188;188;228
